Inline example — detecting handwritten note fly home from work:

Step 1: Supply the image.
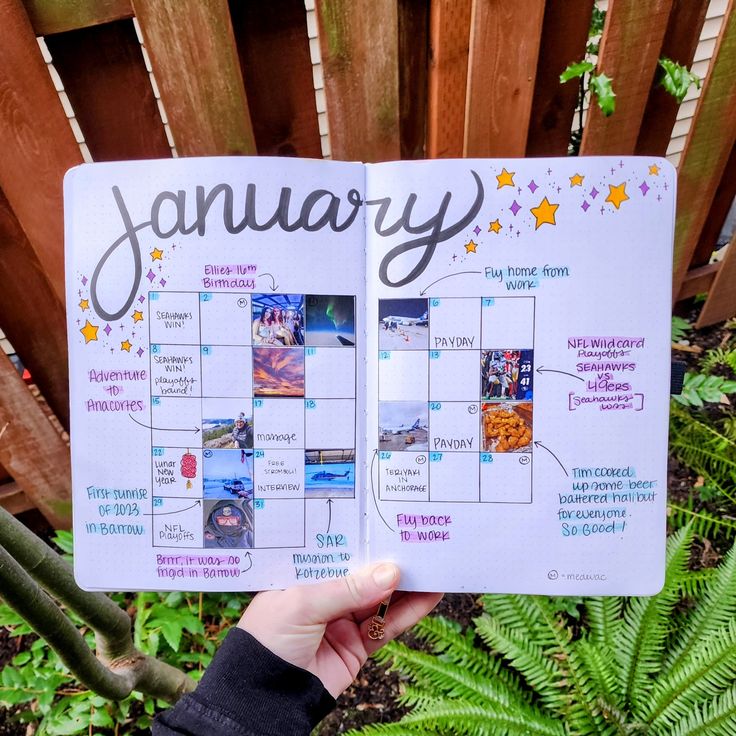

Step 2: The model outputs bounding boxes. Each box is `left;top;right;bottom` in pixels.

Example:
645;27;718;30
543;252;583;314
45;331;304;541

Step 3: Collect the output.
65;156;675;594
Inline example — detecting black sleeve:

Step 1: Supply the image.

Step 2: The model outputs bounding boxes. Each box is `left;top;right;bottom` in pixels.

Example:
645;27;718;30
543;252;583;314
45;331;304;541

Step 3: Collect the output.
152;628;336;736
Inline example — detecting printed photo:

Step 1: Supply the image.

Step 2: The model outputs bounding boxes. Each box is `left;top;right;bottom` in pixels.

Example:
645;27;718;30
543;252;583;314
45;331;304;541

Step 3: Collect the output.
305;449;355;498
378;298;429;350
202;449;254;500
251;293;305;346
481;402;533;453
305;295;355;346
202;410;253;450
253;347;305;396
203;499;253;549
378;401;429;452
481;349;534;400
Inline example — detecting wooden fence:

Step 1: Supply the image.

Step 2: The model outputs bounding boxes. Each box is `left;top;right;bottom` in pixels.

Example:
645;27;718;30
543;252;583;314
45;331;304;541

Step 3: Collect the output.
0;0;734;527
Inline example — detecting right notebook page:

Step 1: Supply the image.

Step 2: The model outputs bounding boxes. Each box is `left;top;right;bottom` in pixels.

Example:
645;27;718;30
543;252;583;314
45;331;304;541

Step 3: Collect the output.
363;157;676;595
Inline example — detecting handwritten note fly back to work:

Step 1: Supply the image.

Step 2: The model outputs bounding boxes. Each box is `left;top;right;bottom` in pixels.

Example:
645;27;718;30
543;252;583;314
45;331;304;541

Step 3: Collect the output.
65;156;675;594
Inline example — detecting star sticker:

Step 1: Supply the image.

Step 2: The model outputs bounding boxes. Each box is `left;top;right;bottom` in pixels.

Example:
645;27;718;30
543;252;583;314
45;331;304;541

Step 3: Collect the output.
530;197;559;229
569;173;584;187
121;339;132;352
465;240;478;253
649;164;660;176
132;310;144;323
80;320;99;343
496;168;515;189
606;183;630;210
488;219;502;234
151;247;163;261
79;298;90;311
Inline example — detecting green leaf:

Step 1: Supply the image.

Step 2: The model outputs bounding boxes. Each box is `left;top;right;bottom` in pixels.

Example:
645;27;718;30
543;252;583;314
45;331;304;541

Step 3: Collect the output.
672;316;692;343
590;72;616;116
659;57;701;103
560;60;594;83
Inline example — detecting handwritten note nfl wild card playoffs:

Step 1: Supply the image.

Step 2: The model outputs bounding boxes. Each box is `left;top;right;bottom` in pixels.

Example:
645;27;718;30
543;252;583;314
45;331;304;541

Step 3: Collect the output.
65;155;675;594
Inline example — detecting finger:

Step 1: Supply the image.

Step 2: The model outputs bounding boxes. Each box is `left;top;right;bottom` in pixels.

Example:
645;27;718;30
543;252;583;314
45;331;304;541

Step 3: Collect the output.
363;592;443;654
293;562;401;625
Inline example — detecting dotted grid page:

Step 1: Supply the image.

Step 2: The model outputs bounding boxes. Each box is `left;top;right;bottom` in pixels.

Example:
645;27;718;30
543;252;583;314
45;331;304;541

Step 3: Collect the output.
65;157;367;591
364;157;675;595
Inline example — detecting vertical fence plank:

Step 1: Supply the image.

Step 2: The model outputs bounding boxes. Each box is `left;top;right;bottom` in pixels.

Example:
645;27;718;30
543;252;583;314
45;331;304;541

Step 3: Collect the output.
696;230;736;326
0;0;83;305
526;0;594;157
635;0;709;156
464;0;545;157
132;0;256;156
398;0;429;160
315;0;400;162
46;20;171;162
229;0;321;158
580;0;674;155
0;351;71;529
427;0;471;158
672;1;736;297
0;190;69;429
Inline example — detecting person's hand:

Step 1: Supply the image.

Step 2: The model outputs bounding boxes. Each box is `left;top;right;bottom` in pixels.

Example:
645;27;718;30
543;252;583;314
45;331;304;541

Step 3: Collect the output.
238;563;442;698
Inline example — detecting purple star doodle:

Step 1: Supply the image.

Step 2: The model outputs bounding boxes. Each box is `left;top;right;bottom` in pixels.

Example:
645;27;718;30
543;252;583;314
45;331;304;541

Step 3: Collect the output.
81;276;88;286
547;168;552;175
78;289;82;297
619;160;624;168
581;201;590;212
473;225;481;236
76;318;80;325
138;295;145;303
610;167;615;174
146;269;156;282
528;180;538;193
137;348;144;357
517;187;522;194
510;200;521;216
590;187;599;199
600;206;605;214
159;278;167;287
639;181;650;196
104;324;112;335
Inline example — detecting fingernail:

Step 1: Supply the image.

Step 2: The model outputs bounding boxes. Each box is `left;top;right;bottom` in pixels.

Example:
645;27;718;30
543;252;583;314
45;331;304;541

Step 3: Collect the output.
372;563;398;589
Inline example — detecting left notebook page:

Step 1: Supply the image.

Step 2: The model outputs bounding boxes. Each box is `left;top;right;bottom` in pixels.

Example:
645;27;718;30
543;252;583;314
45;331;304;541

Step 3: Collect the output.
64;157;367;591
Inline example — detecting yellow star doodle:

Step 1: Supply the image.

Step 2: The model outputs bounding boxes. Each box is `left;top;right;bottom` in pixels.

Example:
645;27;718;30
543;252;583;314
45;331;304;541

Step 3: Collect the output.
488;219;502;234
606;183;630;210
496;168;515;189
530;197;559;230
79;298;90;311
132;310;144;323
121;339;132;352
649;164;660;176
465;240;478;253
80;320;99;343
569;173;584;187
150;247;163;261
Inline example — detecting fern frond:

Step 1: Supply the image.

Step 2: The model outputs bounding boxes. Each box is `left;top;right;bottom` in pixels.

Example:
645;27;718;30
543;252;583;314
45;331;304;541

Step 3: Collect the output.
474;614;566;713
412;615;531;703
663;541;736;675
616;525;692;714
376;640;533;713
575;639;622;711
676;567;717;598
584;596;622;648
480;595;561;652
351;697;566;736
668;502;736;541
645;619;736;728
669;684;736;736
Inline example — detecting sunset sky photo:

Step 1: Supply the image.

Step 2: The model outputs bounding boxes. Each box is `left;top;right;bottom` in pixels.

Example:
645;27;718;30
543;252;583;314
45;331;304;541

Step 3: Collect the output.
253;347;305;396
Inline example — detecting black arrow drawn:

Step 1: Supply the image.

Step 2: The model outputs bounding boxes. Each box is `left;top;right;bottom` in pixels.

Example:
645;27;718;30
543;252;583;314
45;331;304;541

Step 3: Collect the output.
534;441;569;476
129;414;200;433
241;552;253;572
370;450;395;532
419;271;482;296
259;272;279;291
144;499;202;516
535;366;584;383
325;498;334;534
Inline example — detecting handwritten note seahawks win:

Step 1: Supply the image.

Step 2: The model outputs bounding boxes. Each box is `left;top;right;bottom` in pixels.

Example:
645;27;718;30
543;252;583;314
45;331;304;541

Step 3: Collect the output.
65;156;674;594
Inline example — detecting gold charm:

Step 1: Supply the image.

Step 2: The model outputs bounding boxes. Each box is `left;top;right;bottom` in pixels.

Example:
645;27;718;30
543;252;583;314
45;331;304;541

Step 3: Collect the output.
367;597;391;641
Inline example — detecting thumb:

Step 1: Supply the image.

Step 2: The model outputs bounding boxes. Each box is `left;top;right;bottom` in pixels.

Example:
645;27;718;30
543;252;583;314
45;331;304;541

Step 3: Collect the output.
299;562;400;624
